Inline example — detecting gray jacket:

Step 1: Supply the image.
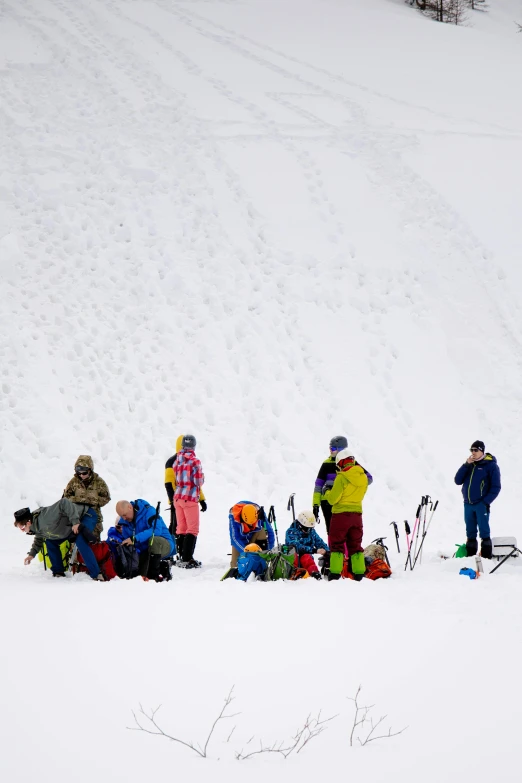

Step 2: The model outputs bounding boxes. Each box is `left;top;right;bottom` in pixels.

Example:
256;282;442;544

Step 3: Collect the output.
28;498;81;558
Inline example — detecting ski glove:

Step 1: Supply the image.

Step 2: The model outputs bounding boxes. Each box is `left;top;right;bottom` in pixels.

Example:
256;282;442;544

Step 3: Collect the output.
200;500;207;512
313;505;320;521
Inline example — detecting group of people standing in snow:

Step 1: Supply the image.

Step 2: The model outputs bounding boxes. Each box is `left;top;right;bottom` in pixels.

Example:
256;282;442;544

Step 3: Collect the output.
12;433;501;582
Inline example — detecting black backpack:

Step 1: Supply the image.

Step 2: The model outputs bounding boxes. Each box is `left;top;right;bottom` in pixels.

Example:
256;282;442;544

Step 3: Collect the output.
114;543;140;579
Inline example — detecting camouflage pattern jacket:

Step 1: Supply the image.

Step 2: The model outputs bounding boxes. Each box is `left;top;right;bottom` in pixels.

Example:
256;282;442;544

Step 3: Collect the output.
63;455;111;539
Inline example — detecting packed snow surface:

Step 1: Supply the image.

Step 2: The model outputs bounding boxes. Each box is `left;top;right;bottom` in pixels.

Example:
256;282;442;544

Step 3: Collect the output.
1;0;522;781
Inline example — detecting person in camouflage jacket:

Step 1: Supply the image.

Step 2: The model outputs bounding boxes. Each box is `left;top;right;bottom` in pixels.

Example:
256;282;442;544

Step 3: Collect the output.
63;455;111;541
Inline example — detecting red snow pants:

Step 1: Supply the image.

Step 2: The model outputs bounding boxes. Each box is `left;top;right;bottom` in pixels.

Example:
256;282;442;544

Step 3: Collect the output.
294;553;319;576
329;512;363;558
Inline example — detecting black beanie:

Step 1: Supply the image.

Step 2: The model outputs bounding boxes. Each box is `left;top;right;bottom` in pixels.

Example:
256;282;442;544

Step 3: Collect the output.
14;507;32;523
471;440;485;452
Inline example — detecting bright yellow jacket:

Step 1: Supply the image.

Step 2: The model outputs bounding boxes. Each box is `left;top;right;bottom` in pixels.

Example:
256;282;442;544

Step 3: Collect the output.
324;465;368;514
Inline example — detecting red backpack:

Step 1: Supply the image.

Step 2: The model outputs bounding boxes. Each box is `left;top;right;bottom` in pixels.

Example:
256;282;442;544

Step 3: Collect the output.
341;557;392;580
76;542;117;580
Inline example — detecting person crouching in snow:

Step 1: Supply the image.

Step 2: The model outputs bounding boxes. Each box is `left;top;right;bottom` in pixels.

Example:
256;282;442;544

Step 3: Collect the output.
323;449;368;581
285;510;329;580
14;500;104;580
228;502;275;571
173;434;205;568
116;499;174;581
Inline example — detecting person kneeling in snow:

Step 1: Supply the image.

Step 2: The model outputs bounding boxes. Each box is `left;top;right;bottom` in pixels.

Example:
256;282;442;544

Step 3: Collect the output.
228;501;275;572
236;543;269;582
285;510;329;580
116;499;174;582
14;500;104;580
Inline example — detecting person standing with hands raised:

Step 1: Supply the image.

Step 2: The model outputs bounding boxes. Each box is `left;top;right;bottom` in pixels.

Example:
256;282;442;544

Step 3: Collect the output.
454;440;501;559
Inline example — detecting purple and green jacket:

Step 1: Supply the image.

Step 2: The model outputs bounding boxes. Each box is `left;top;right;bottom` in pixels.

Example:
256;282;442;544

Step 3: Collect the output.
313;456;373;507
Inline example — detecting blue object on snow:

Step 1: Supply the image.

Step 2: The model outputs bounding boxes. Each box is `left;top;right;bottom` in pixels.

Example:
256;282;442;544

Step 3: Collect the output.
459;567;477;580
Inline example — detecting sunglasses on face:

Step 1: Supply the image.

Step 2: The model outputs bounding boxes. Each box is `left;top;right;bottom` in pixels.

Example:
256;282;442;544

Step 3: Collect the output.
76;469;90;476
470;448;481;452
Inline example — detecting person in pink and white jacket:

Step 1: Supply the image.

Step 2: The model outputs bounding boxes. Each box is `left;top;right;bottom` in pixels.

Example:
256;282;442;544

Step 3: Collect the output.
174;434;205;569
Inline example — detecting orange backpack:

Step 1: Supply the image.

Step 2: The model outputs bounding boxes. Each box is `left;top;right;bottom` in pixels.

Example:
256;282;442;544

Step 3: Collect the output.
365;558;392;580
341;557;392;580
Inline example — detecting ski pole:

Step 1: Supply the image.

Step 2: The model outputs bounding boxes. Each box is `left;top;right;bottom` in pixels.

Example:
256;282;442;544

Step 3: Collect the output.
413;500;439;569
403;520;412;569
268;505;279;549
287;493;296;522
412;496;426;566
405;505;421;571
390;521;400;553
404;520;411;555
419;496;431;565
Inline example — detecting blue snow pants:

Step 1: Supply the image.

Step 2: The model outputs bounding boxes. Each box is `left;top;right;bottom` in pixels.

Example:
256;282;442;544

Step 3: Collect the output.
46;508;100;578
464;502;491;540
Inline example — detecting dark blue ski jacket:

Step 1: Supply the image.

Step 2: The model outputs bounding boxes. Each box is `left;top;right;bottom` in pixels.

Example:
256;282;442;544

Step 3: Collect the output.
285;521;329;554
118;499;175;557
454;454;501;506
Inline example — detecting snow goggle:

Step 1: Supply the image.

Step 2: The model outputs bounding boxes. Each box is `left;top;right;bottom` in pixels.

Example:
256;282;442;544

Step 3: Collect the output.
75;466;90;475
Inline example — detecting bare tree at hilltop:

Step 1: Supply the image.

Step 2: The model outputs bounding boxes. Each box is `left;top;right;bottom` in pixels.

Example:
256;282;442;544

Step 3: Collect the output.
421;0;467;24
411;0;490;24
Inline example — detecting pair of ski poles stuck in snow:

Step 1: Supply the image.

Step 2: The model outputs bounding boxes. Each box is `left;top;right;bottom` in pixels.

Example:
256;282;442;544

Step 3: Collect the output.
389;495;439;572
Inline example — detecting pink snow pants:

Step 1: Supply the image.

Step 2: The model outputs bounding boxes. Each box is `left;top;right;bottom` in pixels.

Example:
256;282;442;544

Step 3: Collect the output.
174;499;200;535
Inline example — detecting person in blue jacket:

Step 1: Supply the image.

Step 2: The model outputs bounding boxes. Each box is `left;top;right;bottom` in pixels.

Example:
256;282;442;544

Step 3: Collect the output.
228;501;275;568
285;510;329;579
115;499;175;580
454;440;501;558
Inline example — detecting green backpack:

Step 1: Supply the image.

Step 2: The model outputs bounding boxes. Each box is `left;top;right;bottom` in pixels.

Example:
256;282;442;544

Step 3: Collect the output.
258;546;296;580
38;540;71;570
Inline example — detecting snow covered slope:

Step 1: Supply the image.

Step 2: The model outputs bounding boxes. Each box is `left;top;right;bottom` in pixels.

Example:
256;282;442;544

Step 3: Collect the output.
1;1;522;781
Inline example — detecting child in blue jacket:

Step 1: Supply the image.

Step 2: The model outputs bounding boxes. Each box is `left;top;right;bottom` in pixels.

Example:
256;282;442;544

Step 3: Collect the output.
285;510;329;580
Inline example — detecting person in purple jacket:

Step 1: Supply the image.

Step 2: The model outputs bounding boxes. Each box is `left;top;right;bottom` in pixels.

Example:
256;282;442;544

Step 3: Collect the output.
454;440;501;558
312;436;373;534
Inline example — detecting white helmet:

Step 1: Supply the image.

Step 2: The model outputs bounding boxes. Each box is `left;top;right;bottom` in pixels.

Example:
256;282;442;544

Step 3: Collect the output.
335;448;355;465
297;510;316;528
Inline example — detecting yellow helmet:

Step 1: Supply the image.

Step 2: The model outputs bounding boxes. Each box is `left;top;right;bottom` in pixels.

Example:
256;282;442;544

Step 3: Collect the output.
244;543;262;553
241;504;258;527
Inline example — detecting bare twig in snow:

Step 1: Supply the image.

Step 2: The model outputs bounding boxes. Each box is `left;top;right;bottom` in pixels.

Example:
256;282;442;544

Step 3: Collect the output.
128;686;239;758
235;711;337;760
348;686;407;747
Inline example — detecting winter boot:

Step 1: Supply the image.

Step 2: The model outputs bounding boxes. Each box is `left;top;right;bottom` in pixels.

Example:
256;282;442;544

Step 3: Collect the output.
147;553;162;581
95;573;106;582
221;567;239;581
466;538;478;557
176;534;186;563
183;533;202;569
52;572;66;578
310;571;322;580
158;559;172;582
329;551;344;578
480;537;493;559
351;552;366;581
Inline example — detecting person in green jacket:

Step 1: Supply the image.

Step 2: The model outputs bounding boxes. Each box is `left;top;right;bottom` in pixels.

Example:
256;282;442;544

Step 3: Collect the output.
323;448;368;580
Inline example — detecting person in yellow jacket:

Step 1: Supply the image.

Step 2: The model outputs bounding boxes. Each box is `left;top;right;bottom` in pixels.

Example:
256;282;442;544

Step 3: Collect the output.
165;434;207;555
323;448;368;580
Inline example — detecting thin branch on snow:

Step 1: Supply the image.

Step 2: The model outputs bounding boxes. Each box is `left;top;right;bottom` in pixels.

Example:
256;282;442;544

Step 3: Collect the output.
128;686;239;758
348;686;407;747
235;711;337;760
